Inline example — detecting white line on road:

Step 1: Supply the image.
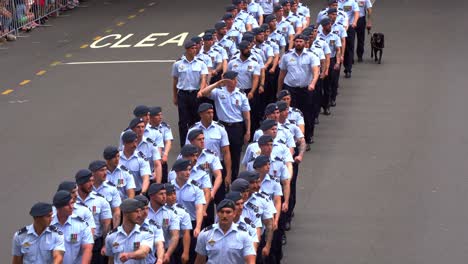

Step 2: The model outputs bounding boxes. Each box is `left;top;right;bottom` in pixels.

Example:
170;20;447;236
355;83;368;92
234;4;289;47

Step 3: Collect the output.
64;60;176;65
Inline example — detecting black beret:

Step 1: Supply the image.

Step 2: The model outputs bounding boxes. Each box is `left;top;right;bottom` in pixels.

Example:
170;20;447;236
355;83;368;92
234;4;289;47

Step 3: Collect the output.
222;13;234;20
308;24;316;30
273;4;282;12
301;29;312;36
187;129;204;141
202;34;214;41
241;34;254;43
280;0;289;6
294;34;308;41
223;70;239;80
260;24;269;32
75;169;93;185
57;181;76;192
172;159;192;172
328;0;338;4
215;21;227;30
225;5;236;12
205;29;216;35
264;103;279;115
327;8;338;14
30;202;53;217
253;155;270;169
238;40;250;50
238;171;260;182
225;191;242;202
216;199;236;212
165;184;176;194
320;18;332;27
53;190;72;208
134;195;149;208
277;101;288;112
198;103;213;113
184;40;197;49
258;135;274;145
148;183;166;196
129;117;145;129
180;144;199;157
232;0;245;5
122;130;138;143
103;146;119;160
252;27;264;36
133;105;149;117
265;14;276;23
149;106;162;116
120;198;141;213
230;178;250;192
260;119;277;131
88;160;107;172
190;36;202;44
277;89;291;99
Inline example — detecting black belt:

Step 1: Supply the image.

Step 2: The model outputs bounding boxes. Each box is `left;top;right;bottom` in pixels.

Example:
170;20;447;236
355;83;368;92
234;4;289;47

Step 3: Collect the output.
219;121;244;127
178;89;198;94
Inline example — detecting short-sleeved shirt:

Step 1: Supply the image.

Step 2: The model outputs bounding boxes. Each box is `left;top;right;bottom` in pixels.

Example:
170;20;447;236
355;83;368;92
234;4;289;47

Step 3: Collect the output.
195;223;256;263
256;0;279;14
51;215;94;264
228;56;262;90
268;30;287;49
298;2;310;18
285;13;303;29
244;193;276;220
338;0;360;24
76;192;112;238
201;48;223;69
119;151;151;192
357;0;372;17
287;107;305;126
236;219;259;243
265;39;280;55
12;224;65;264
119;127;162;150
317;32;342;58
141;218;164;264
149;122;173;153
54;202;96;230
196;52;213;69
172;180;206;220
276;19;295;40
168;203;193;234
188;165;213;189
279;120;304;142
247;2;264;21
253;42;274;64
279;49;320;87
186;121;229;159
105;225;154;264
209;86;251;123
93;181;122;209
316;7;348;26
252;126;296;148
217;36;238;59
172;55;209;91
107;165;137;200
147;205;180;246
259;174;283;200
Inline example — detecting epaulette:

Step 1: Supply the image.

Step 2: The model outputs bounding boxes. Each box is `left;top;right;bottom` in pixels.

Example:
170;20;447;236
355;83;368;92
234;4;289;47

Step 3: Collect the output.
255;213;261;218
298;12;304;16
138;151;149;161
251;56;258;62
146;137;157;147
109;228;118;234
190;180;200;188
203;225;214;232
164;205;175;211
214;121;224;128
337;22;343;26
196;57;204;62
140;226;153;234
285;18;291;23
149;219;161;229
314;44;321;49
94;192;105;198
75;201;87;207
319;37;325;41
161;121;170;128
106;181;116;187
261;191;270;197
321;8;326;11
289;120;296;124
274;156;284;162
238;225;247;232
75;215;86;223
255;192;268;199
246;201;259;213
249;156;256;162
204;148;217;156
244;217;256;228
49;225;63;235
176;203;185;210
17;226;27;235
278;139;286;144
120;165;129;171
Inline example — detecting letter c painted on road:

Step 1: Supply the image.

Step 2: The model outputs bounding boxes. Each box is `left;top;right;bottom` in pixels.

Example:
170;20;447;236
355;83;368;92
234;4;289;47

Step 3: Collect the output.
90;34;122;48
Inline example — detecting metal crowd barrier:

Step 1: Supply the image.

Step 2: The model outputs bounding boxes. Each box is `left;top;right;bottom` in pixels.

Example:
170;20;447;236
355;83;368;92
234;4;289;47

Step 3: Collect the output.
1;0;80;40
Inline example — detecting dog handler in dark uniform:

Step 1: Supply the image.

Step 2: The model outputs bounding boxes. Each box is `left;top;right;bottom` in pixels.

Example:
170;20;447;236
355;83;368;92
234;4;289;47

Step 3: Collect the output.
355;0;373;62
197;71;251;182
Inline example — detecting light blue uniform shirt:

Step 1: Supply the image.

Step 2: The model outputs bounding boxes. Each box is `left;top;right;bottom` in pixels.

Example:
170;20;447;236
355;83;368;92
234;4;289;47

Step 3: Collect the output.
52;202;97;230
149;121;173;154
254;42;274;64
93;181;122;209
319;21;348;39
210;86;251;123
280;120;304;141
279;49;321;87
247;2;264;22
265;39;280;55
287;107;305;126
188;165;213;189
243;140;293;167
119;126;162;150
172;55;209;91
168;203;193;234
106;165;137;200
318;31;342;58
200;48;223;70
316;7;348;25
310;44;325;61
276;18;295;40
170;149;223;182
76;192;112;238
297;2;310;18
236;219;259;243
252;125;296;148
256;0;279;14
195;223;256;263
357;0;372;17
172;179;206;220
259;174;283;200
313;37;331;56
186;121;230;159
338;0;360;24
141;218;164;264
227;25;244;45
12;224;65;264
147;205;180;247
51;215;94;264
228;55;262;90
119;150;151;192
268;29;287;49
196;52;213;69
245;192;276;220
105;224;154;264
217;36;238;58
285;13;303;29
212;42;229;60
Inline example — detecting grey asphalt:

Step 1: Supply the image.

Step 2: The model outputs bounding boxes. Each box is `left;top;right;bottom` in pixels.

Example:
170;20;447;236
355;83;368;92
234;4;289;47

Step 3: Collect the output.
1;0;467;263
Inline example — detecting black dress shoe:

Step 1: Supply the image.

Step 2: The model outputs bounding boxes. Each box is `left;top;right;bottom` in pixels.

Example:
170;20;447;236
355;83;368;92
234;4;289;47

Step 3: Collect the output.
331;100;336;107
358;57;363;62
315;117;320;125
323;108;331;115
345;72;351;78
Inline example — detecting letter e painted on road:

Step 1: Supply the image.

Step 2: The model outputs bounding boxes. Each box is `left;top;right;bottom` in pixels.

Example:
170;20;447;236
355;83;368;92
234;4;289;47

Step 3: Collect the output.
110;34;134;48
90;34;121;48
134;33;169;47
158;32;189;47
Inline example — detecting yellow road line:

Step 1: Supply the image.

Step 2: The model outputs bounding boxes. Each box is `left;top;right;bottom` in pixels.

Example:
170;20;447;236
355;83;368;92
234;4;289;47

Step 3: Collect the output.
19;80;31;86
36;70;47;76
50;61;62;66
105;29;113;33
138;8;145;13
65;54;73;58
128;15;136;19
116;21;125;26
80;44;89;49
93;36;102;41
2;89;14;95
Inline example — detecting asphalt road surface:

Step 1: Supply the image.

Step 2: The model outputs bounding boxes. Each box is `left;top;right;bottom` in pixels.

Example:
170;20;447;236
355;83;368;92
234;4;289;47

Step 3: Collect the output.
1;0;467;263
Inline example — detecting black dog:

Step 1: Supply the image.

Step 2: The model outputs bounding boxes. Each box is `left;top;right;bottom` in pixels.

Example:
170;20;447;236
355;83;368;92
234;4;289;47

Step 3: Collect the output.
370;32;384;64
